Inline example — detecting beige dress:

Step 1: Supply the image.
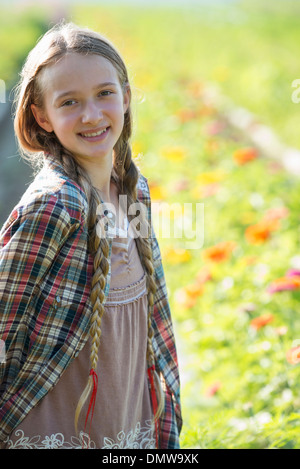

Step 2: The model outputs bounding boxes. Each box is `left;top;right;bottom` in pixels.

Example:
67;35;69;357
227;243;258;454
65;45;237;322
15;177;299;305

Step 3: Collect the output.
4;231;155;449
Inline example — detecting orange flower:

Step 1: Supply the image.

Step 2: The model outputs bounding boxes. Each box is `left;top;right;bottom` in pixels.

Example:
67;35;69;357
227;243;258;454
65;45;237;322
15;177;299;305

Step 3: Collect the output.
205;381;222;397
184;283;204;298
245;221;273;244
286;346;300;365
250;313;274;330
175;283;204;309
176;294;197;309
203;241;236;263
233;147;258;165
175;268;210;309
245;211;281;244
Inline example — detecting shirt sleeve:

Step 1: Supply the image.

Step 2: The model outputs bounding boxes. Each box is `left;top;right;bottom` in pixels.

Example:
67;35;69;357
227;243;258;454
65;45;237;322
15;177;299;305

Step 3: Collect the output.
0;194;75;342
0;194;87;442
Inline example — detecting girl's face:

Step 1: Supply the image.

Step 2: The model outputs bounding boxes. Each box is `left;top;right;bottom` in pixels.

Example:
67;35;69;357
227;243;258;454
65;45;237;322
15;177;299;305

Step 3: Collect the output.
31;52;130;166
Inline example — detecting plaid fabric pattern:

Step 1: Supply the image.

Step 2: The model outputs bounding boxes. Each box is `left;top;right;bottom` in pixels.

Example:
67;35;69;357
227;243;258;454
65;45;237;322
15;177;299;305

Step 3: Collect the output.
0;156;182;448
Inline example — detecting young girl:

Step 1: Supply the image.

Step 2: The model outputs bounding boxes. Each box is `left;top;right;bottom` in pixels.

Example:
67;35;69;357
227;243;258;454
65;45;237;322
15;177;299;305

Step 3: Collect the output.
0;22;182;449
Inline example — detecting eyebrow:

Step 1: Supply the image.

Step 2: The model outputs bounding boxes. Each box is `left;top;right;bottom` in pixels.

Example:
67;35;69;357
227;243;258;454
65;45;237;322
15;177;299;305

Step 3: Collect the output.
54;82;118;103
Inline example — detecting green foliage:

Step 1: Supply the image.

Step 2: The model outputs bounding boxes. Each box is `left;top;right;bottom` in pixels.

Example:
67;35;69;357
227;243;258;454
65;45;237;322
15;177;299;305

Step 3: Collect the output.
69;0;300;449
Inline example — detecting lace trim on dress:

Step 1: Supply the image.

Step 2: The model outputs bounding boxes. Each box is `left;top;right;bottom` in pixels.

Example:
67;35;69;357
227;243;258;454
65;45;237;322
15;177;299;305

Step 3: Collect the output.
4;420;156;449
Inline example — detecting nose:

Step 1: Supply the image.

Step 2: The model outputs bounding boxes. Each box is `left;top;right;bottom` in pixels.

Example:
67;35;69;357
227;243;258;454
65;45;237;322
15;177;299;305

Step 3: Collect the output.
81;100;103;125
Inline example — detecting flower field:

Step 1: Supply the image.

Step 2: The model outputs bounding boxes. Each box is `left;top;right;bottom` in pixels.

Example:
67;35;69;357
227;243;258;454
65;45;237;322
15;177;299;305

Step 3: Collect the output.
70;1;300;448
1;0;300;449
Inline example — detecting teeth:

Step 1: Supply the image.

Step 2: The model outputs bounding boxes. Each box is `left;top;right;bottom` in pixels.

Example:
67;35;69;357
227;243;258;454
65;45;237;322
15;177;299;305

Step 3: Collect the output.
81;128;107;137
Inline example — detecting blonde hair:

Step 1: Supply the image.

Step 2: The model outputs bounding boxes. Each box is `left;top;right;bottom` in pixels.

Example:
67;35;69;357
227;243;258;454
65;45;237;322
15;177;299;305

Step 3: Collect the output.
13;21;164;441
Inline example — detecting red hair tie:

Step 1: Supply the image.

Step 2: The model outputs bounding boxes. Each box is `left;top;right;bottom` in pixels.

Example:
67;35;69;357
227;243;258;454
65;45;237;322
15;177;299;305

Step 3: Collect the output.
83;368;98;448
147;364;160;448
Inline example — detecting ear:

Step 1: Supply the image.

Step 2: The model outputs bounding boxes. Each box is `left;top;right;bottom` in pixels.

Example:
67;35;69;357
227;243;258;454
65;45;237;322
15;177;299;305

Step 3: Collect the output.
31;104;54;133
123;84;131;114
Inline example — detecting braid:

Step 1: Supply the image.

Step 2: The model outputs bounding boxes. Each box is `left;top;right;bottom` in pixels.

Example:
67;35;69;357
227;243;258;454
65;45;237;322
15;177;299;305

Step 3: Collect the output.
74;234;109;435
59;151;110;434
115;142;165;422
136;235;165;421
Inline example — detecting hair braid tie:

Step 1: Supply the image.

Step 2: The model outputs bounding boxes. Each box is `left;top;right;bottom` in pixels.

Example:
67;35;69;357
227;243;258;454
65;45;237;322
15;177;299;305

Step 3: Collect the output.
147;364;160;448
82;368;98;448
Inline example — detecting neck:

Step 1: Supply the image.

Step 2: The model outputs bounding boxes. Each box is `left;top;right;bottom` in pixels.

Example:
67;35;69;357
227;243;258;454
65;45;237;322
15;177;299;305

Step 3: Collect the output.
74;153;115;202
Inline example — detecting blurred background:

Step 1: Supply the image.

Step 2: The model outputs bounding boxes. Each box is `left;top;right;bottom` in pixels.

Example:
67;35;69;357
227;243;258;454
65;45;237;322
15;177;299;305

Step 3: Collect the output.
1;0;300;448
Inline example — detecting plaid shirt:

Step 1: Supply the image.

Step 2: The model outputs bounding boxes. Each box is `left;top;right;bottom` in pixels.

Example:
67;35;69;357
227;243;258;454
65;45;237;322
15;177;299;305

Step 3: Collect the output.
0;156;182;448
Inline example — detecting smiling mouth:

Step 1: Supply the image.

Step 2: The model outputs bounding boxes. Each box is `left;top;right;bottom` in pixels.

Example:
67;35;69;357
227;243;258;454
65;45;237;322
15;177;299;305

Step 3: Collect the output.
79;127;110;138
